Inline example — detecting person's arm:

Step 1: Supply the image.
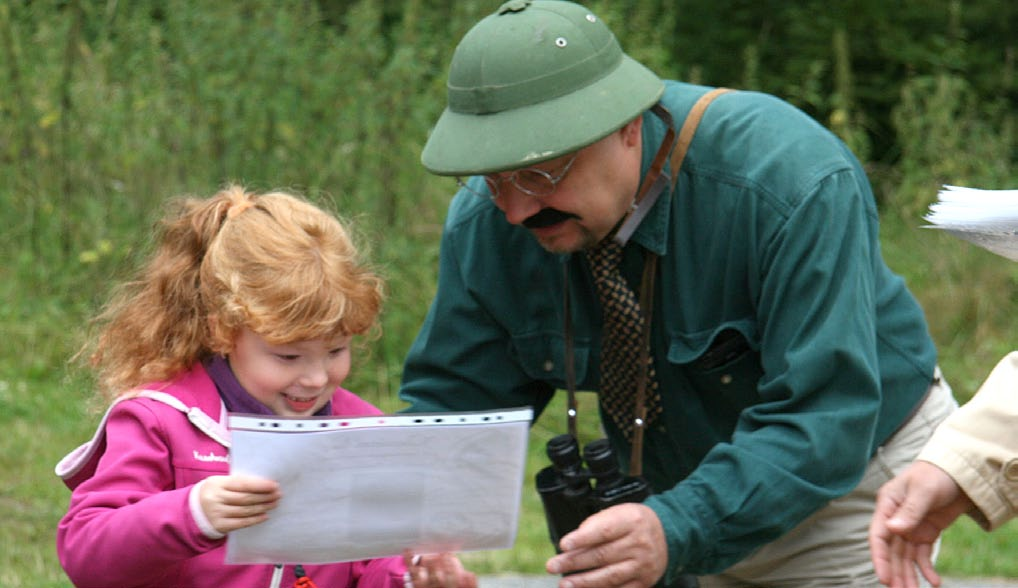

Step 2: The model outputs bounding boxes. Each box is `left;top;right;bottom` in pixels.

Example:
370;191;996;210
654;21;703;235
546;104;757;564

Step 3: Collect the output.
869;460;973;588
916;351;1018;529
672;173;887;575
400;196;555;416
57;401;223;587
869;352;1018;587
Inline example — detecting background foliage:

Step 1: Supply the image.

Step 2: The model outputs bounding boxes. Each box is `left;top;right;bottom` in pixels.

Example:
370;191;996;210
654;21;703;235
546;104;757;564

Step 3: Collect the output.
2;0;1018;585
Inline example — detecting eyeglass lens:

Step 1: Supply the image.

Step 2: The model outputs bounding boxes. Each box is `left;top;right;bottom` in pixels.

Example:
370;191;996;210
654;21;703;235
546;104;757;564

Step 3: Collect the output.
457;152;578;200
484;171;555;198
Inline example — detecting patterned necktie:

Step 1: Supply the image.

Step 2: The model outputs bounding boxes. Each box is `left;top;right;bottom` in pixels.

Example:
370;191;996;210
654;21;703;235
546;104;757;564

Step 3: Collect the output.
586;240;662;440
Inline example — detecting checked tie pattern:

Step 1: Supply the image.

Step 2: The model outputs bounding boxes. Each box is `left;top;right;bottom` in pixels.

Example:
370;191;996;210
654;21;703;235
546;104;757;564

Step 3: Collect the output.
586;240;662;440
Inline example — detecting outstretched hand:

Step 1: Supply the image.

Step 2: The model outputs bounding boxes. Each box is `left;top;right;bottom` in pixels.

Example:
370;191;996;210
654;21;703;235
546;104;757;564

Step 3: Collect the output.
545;503;667;588
199;474;281;534
869;460;975;588
403;551;478;588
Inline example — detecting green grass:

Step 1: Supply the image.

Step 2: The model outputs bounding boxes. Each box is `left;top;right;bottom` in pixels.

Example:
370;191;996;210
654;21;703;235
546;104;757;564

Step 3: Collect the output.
0;376;91;588
940;518;1018;578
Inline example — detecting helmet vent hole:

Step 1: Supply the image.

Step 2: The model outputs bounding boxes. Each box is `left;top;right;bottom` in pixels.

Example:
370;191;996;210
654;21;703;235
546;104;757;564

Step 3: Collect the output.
555;37;568;48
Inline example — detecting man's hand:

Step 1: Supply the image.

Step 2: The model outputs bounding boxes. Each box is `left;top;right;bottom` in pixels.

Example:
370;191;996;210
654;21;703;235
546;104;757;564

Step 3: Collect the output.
869;460;975;588
546;503;667;588
199;474;281;534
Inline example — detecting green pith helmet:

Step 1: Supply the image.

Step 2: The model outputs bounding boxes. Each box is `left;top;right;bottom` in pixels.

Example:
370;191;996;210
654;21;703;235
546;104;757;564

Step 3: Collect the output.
421;0;664;176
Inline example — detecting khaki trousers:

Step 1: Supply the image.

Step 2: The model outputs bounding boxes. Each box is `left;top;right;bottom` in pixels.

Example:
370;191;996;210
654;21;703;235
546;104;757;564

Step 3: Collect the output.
697;372;958;588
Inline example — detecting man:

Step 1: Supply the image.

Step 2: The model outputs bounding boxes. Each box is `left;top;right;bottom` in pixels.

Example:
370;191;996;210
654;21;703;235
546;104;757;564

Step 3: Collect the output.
870;353;1018;588
400;1;955;586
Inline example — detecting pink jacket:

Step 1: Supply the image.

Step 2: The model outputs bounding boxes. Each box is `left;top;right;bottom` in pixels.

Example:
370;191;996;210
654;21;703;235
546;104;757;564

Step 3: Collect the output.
55;363;406;588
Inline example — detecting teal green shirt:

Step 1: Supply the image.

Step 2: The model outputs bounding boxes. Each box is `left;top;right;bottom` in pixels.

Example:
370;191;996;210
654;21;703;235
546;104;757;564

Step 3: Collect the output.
401;82;937;577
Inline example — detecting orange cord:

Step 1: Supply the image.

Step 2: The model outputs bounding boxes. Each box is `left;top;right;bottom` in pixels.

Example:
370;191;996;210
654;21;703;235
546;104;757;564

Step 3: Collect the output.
293;565;319;588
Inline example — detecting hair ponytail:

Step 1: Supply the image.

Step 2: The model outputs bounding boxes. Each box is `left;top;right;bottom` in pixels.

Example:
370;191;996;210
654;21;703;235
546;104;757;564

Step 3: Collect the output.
85;186;251;401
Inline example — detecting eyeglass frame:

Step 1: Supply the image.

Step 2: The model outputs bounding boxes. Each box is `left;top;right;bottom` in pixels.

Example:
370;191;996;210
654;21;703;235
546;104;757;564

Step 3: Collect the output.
455;151;580;201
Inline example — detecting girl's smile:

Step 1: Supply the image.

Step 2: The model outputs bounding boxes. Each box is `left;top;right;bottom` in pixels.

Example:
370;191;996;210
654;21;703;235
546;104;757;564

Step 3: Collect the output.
229;328;353;417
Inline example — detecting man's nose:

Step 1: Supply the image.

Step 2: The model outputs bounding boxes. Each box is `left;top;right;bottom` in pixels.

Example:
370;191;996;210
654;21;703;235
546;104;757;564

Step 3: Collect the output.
495;187;543;226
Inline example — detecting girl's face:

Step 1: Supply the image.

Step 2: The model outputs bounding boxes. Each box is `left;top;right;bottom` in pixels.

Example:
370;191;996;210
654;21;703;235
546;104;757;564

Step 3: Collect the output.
228;327;352;417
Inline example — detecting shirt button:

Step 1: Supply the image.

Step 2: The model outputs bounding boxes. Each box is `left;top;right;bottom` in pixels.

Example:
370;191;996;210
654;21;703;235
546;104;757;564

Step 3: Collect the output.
720;374;733;385
543;359;554;372
1004;459;1018;481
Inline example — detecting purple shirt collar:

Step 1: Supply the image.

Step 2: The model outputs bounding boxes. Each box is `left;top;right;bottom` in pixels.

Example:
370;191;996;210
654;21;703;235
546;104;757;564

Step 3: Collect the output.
204;355;332;416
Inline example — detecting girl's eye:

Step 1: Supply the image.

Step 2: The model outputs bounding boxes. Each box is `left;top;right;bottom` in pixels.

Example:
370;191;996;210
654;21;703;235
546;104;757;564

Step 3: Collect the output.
329;347;346;356
275;354;300;361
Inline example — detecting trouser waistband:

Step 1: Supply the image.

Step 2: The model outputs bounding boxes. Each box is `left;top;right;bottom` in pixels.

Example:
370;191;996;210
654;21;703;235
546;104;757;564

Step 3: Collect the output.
883;365;943;446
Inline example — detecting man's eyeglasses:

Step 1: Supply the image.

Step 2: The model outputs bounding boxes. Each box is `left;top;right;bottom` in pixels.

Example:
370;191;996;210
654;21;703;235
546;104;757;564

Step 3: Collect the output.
455;152;580;201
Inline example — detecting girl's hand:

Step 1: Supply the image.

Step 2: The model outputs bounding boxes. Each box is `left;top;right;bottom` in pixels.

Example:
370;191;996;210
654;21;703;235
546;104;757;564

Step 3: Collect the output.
403;551;478;588
199;474;281;534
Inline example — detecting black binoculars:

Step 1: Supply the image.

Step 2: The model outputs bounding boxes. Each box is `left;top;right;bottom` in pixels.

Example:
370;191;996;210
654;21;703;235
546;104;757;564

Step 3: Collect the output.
535;433;700;588
535;433;651;552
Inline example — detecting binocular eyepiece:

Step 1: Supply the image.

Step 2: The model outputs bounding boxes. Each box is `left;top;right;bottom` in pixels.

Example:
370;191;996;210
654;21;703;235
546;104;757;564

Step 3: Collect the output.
535;434;651;552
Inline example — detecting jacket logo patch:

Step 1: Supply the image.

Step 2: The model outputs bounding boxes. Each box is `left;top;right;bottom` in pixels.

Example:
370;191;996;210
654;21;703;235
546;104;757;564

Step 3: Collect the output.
193;449;229;463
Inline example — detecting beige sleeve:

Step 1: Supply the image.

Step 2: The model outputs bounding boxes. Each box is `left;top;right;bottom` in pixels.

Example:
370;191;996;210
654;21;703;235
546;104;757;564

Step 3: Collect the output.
917;351;1018;530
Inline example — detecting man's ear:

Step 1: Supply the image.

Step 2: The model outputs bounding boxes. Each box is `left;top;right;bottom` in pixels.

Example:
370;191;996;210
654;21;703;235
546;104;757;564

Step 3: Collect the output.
619;115;644;148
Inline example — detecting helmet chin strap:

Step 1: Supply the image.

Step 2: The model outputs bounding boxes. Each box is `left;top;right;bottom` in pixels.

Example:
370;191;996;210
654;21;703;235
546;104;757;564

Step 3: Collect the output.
611;89;733;245
611;103;676;245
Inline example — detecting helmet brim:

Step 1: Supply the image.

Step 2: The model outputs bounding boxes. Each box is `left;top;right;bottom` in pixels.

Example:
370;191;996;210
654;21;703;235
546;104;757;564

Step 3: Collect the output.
421;54;664;176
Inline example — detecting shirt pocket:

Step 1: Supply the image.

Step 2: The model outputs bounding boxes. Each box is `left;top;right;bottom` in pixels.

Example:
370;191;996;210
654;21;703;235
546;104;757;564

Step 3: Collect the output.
667;323;763;411
510;331;590;387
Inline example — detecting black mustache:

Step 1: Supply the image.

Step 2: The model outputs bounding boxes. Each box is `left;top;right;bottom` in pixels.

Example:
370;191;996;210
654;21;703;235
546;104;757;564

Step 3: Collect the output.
522;208;579;229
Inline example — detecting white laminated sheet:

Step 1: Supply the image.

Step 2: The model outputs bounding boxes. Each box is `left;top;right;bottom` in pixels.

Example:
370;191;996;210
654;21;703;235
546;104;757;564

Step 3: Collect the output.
225;407;532;564
924;185;1018;261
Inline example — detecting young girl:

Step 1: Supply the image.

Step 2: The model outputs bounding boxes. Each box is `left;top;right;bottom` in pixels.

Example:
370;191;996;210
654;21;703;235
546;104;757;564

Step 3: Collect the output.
55;186;477;588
